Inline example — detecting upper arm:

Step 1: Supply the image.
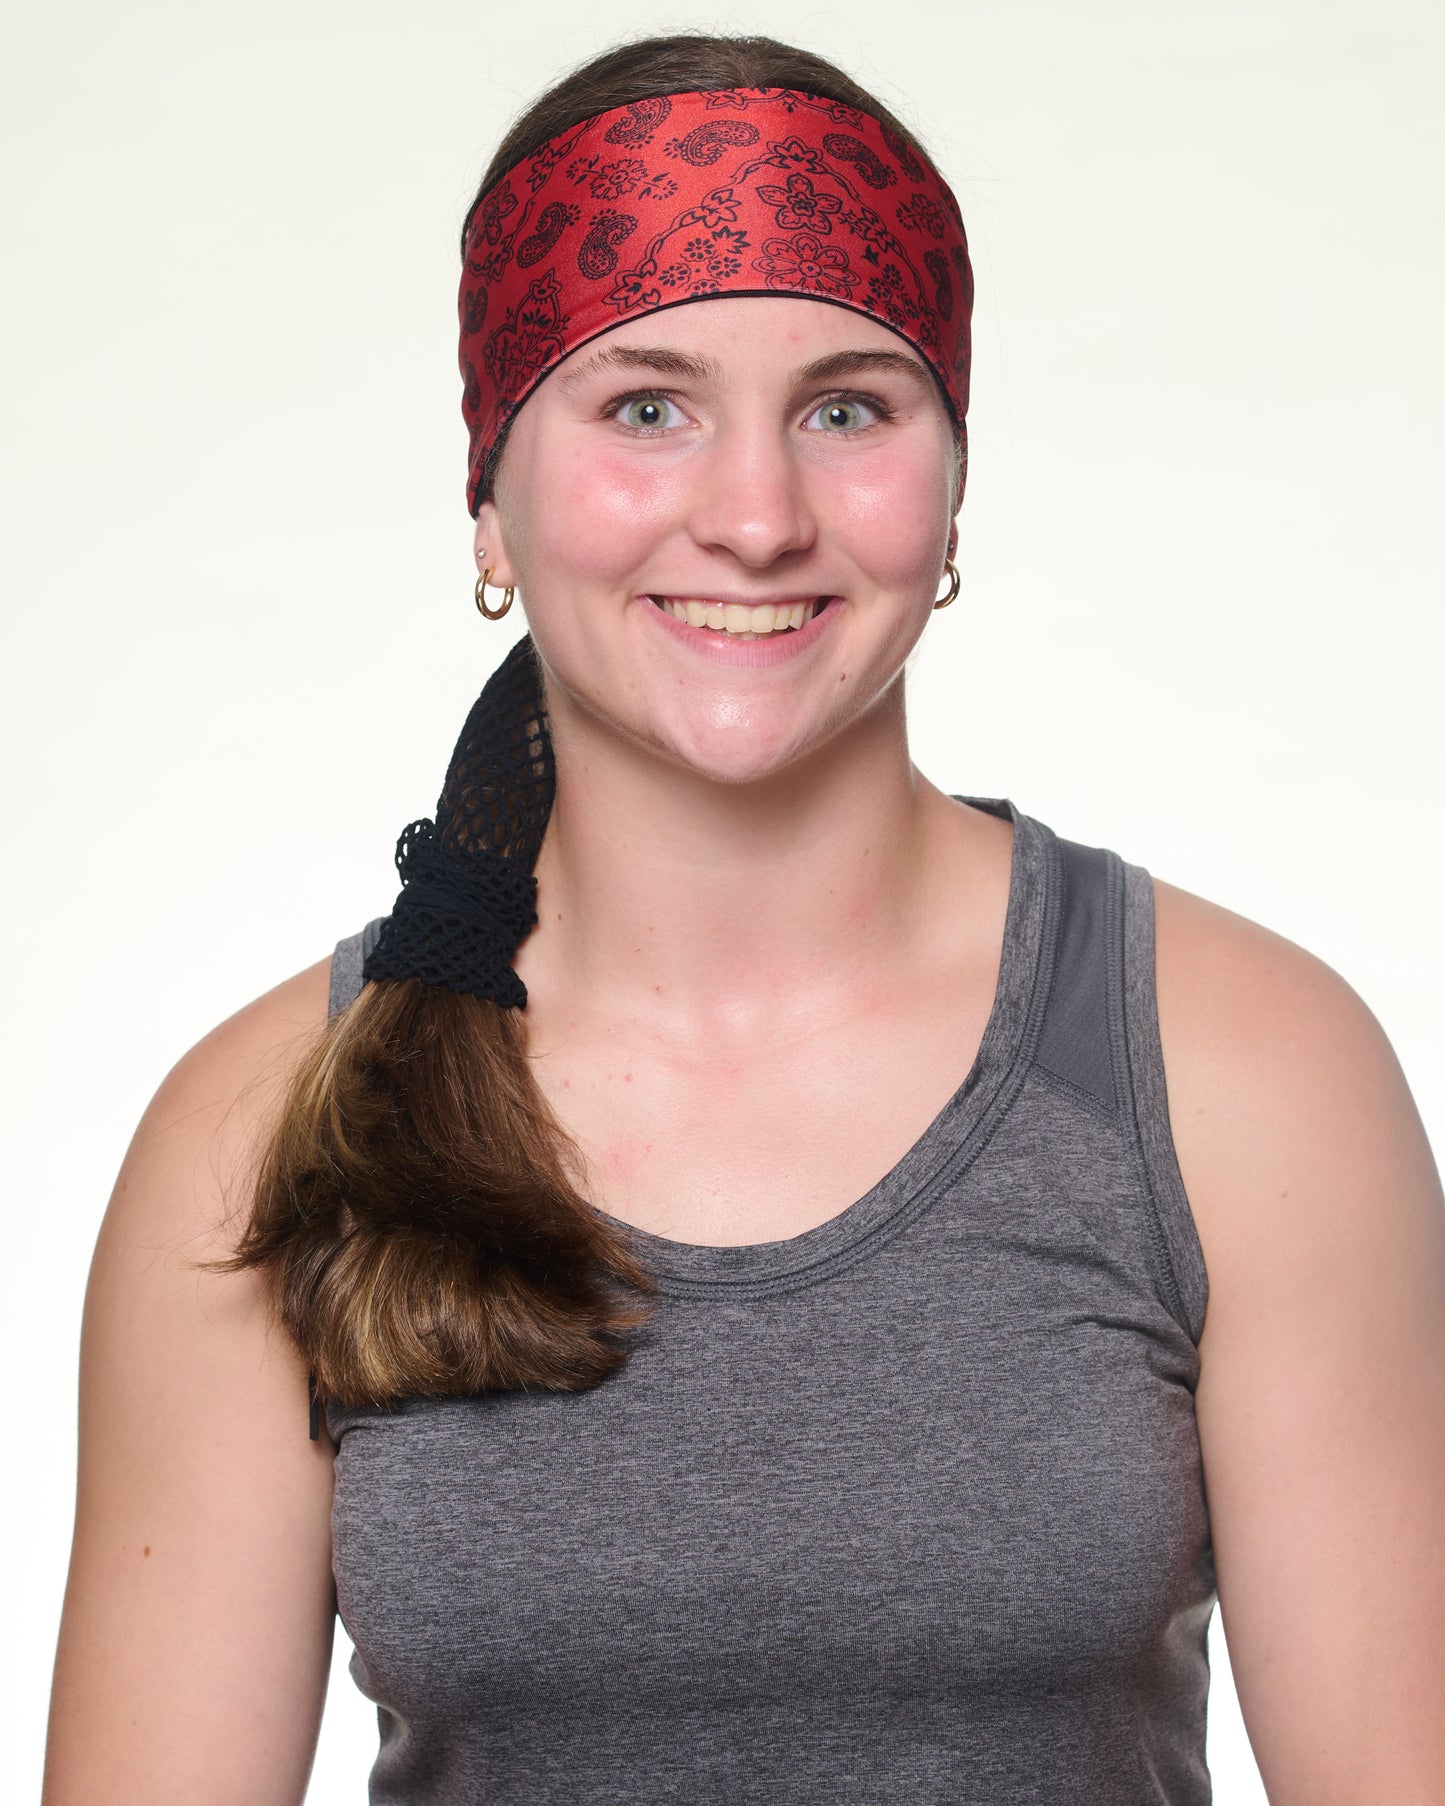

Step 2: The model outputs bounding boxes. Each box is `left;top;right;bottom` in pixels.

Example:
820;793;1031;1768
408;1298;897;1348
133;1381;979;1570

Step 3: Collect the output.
1154;879;1445;1805
43;956;341;1806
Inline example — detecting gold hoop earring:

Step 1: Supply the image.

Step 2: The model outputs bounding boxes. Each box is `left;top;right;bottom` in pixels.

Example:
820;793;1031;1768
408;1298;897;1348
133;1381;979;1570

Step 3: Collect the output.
474;567;515;620
933;558;961;610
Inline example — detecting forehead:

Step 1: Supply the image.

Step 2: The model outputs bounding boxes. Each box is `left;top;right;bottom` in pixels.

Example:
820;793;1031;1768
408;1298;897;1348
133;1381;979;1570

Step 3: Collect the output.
550;294;939;399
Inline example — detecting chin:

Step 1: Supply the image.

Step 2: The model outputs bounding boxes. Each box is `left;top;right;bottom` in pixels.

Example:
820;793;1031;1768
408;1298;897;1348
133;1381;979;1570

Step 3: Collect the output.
647;711;826;789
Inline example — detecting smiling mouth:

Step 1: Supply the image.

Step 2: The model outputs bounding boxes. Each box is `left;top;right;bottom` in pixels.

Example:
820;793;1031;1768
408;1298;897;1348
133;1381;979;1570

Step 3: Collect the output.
649;597;831;640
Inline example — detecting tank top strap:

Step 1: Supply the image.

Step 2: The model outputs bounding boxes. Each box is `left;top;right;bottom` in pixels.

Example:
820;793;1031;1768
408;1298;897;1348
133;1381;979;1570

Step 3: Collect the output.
328;916;388;1019
1025;822;1209;1346
1116;853;1210;1345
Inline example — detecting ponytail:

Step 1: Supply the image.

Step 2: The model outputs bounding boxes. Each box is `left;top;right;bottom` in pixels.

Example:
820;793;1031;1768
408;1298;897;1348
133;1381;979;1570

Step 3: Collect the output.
217;635;655;1409
219;976;655;1408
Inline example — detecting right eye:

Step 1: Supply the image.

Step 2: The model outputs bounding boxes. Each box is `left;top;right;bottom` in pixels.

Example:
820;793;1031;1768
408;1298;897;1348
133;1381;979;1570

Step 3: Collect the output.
610;393;686;433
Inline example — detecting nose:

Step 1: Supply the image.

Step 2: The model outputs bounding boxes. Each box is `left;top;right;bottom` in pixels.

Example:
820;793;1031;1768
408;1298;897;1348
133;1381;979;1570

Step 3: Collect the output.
684;410;818;569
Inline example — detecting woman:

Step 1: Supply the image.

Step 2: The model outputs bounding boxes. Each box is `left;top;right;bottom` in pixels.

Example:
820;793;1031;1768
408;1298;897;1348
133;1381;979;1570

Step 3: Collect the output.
42;30;1445;1804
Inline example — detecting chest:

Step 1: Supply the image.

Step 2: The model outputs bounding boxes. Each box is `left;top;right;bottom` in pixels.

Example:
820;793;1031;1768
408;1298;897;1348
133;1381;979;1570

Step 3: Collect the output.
330;1168;1211;1737
327;1076;1215;1797
524;966;1001;1245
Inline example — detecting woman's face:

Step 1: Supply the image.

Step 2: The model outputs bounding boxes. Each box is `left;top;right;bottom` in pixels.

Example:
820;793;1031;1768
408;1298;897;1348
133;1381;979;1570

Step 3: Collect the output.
474;295;962;787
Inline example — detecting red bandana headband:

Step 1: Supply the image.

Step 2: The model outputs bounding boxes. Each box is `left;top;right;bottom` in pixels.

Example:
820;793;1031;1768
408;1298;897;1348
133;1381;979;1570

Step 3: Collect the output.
459;86;973;515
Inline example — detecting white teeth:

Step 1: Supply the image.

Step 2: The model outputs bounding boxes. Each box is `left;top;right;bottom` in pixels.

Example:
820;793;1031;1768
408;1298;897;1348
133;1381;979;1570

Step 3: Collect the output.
659;598;822;637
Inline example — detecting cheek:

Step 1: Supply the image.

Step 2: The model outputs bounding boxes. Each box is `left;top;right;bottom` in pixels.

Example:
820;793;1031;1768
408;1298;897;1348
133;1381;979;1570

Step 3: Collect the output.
515;431;677;590
831;447;953;582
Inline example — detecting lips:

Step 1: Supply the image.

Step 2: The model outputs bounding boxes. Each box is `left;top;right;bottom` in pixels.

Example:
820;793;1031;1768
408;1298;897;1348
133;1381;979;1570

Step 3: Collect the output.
638;592;842;663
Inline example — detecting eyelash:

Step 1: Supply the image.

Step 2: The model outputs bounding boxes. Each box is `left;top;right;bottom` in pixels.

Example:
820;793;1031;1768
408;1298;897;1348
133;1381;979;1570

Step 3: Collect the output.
601;387;897;437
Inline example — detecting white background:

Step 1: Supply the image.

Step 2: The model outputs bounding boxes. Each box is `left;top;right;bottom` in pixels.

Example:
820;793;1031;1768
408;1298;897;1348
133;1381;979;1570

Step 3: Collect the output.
6;1;1442;1798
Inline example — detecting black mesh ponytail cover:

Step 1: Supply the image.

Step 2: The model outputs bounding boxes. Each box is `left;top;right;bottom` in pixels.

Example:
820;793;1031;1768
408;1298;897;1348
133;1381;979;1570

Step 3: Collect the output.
362;635;555;1007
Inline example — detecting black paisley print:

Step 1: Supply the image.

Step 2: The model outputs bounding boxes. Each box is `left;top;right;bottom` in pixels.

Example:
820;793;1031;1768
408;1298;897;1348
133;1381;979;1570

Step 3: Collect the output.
663;120;760;167
602;96;672;146
577;210;639;279
821;132;895;189
459;87;971;514
516;201;579;270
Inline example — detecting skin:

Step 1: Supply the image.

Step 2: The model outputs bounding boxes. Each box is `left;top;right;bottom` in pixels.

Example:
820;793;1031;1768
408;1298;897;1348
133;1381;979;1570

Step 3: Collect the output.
483;298;1009;1243
43;294;1445;1803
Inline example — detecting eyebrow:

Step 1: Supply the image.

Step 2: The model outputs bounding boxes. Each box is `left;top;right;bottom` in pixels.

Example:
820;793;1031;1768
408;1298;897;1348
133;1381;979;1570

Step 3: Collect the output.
553;340;935;396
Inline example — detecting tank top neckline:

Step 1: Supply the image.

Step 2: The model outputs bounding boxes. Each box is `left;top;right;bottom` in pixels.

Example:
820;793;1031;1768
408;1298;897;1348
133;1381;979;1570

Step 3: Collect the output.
587;796;1052;1297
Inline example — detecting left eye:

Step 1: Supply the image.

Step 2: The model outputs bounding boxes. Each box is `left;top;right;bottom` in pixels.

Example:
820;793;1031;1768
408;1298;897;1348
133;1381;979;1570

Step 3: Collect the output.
807;398;879;432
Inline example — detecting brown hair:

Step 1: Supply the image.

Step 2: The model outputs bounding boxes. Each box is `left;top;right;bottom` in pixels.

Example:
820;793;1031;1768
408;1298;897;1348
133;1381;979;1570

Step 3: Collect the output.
221;33;951;1410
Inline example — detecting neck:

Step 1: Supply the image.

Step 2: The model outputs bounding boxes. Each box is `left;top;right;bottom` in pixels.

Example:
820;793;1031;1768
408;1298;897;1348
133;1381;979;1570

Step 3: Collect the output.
518;675;955;1023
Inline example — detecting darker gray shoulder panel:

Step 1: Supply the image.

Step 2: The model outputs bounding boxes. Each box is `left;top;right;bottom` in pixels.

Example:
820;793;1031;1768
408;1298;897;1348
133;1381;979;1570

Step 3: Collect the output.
1034;838;1118;1115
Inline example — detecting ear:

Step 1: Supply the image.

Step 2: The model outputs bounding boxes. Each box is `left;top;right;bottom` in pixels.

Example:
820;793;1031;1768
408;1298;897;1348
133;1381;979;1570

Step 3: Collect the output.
472;500;518;588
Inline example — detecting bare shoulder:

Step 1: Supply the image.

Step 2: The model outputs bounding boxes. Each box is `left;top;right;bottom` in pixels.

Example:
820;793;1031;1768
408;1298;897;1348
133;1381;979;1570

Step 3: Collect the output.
1149;876;1445;1798
75;947;337;1477
1148;874;1436;1283
111;953;334;1255
1151;870;1384;1062
1148;869;1442;1354
45;951;340;1804
81;943;337;1455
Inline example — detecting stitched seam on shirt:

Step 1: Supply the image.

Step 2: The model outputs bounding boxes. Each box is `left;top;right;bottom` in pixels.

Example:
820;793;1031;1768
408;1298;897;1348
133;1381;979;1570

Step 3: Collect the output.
650;1044;1039;1301
1029;1058;1122;1127
649;833;1066;1303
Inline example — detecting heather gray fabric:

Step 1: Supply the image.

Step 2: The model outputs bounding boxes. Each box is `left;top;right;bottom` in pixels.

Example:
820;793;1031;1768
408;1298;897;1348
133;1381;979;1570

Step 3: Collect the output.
325;798;1215;1804
328;914;385;1019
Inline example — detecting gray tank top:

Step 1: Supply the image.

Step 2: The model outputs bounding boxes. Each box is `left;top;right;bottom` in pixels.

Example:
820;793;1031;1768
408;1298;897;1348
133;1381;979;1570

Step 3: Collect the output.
325;798;1215;1804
